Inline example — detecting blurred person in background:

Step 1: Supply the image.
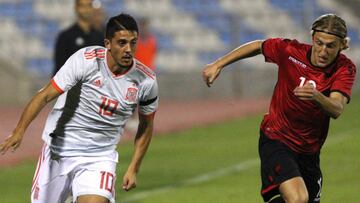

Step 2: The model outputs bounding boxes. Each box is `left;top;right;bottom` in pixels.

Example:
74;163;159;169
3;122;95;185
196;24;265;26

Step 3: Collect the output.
203;14;356;203
53;0;104;76
92;1;107;33
135;17;157;71
0;13;158;203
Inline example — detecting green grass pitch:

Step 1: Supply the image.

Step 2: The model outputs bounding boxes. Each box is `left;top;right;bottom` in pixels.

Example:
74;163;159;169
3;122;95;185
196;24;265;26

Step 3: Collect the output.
0;95;359;203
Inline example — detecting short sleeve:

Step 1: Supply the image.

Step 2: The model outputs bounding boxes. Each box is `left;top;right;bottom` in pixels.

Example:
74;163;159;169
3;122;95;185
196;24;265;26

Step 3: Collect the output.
52;49;86;93
138;79;159;115
331;65;356;103
262;38;290;64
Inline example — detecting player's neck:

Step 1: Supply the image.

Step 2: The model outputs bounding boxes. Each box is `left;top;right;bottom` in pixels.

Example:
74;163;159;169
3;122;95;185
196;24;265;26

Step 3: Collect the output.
106;51;132;75
112;64;132;75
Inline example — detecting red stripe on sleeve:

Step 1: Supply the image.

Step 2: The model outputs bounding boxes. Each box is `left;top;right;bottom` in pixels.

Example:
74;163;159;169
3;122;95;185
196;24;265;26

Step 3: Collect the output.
51;79;64;94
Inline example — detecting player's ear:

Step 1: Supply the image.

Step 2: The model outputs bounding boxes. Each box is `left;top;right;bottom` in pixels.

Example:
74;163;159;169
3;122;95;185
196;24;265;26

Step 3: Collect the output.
340;38;349;50
310;30;315;41
104;39;111;50
311;34;316;43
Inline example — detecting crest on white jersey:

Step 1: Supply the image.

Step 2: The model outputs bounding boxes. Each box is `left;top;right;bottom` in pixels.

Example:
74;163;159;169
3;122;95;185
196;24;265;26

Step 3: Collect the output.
125;87;138;102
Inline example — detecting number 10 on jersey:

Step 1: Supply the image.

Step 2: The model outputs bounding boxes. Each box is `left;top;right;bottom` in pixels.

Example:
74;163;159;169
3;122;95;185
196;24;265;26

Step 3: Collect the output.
299;76;317;88
99;96;119;116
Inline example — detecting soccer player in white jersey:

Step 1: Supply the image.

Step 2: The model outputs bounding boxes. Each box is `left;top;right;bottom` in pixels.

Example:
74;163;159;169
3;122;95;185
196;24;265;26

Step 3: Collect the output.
0;13;158;203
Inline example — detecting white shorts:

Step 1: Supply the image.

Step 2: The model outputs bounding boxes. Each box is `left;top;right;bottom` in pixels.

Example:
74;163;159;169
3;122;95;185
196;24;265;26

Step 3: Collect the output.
31;144;118;203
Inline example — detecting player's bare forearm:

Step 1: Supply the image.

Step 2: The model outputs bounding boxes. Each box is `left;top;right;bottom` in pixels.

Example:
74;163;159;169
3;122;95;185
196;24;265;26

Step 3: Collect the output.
13;83;60;134
0;83;60;154
123;113;154;191
214;40;263;68
313;91;347;119
203;40;263;87
127;113;155;173
294;83;346;119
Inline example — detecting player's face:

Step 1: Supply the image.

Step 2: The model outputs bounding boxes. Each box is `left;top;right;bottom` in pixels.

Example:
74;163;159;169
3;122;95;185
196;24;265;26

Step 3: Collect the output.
311;32;343;67
76;0;94;21
106;30;138;67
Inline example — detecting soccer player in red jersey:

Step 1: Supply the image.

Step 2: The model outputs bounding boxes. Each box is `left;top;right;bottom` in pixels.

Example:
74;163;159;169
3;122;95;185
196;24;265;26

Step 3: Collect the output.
203;14;356;203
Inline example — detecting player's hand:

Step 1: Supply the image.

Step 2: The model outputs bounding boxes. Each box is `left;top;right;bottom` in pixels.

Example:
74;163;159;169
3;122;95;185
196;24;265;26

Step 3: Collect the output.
293;81;319;101
202;63;222;87
0;131;24;155
122;170;137;191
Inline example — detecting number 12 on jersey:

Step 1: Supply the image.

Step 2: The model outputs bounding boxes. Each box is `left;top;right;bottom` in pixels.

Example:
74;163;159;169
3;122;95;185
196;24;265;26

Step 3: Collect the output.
299;76;317;88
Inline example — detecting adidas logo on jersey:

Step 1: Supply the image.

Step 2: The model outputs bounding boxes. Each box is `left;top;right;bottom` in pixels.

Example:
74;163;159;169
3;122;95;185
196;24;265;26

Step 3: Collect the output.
93;79;102;87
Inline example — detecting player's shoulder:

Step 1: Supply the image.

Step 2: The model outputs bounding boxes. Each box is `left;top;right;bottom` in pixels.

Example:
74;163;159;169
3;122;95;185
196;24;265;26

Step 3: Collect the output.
276;38;310;54
337;53;357;74
68;46;105;72
133;59;157;81
280;38;309;49
338;53;356;66
82;46;106;60
265;38;307;51
68;46;105;63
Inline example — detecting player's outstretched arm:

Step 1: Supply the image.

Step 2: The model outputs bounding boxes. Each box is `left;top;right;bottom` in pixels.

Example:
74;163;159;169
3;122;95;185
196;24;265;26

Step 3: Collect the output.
0;82;61;154
122;113;155;191
202;40;263;87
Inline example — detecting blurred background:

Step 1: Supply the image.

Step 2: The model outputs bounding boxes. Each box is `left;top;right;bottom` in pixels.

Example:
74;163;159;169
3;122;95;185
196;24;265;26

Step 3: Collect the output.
0;0;359;105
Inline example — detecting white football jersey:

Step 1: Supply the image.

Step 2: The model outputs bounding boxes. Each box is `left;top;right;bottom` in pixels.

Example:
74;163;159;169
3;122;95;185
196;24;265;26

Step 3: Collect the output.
42;46;158;158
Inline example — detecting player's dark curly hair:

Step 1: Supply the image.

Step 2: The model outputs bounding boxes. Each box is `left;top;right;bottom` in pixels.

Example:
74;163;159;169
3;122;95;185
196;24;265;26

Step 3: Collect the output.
105;13;138;40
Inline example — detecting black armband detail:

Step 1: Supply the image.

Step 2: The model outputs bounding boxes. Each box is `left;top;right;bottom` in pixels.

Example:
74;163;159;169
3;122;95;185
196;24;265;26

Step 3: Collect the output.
140;96;157;106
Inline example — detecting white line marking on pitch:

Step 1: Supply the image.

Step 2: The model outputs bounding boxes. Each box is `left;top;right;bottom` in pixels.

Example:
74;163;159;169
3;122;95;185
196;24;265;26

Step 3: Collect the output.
121;130;356;202
122;159;259;202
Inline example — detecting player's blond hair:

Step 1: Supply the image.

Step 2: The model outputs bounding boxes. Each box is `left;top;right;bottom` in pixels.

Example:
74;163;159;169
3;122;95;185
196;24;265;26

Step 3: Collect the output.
311;14;349;50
